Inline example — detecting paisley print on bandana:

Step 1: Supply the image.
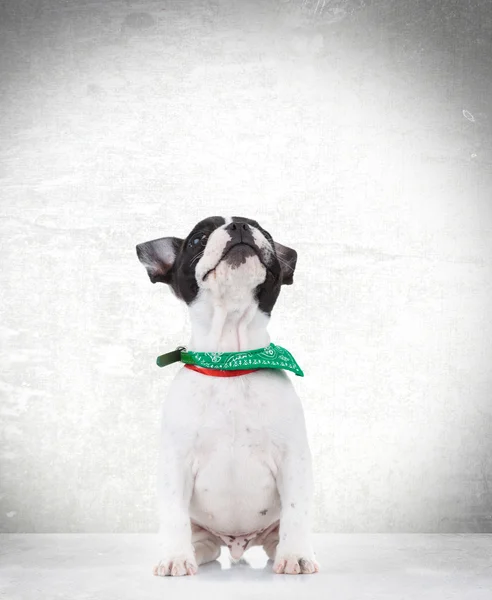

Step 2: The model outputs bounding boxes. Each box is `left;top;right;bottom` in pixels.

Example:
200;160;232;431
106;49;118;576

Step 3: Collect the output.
180;343;304;377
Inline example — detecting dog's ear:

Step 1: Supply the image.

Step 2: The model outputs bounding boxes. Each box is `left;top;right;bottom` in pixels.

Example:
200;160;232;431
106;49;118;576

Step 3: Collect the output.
274;241;297;286
136;237;183;284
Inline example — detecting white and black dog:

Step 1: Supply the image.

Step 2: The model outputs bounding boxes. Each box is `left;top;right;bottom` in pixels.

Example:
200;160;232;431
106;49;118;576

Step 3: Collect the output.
136;216;318;576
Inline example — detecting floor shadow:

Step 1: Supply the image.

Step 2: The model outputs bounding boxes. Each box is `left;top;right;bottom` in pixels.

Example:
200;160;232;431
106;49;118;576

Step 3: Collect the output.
198;557;278;580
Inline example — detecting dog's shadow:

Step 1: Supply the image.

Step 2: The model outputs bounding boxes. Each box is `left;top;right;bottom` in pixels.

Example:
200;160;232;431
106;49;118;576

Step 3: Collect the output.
198;557;278;580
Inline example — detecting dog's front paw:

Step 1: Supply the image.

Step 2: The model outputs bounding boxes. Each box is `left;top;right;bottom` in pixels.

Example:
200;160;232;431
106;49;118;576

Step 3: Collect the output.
273;553;319;575
153;553;198;577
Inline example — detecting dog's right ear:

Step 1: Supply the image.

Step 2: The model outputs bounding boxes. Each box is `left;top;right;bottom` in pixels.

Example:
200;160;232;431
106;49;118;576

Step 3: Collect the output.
136;237;183;284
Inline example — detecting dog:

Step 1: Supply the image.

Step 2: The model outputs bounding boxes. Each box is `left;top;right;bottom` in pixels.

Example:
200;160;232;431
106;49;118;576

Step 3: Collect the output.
136;216;318;576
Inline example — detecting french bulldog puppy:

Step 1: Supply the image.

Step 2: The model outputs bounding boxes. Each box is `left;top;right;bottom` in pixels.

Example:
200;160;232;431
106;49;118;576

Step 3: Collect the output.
136;216;318;576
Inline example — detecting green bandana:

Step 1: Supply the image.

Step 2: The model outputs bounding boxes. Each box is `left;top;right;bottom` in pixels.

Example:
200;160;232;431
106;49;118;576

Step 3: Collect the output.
156;342;304;377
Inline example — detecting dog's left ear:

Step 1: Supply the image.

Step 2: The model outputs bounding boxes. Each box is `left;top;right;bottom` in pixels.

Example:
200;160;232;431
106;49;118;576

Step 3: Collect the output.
274;241;297;285
136;236;183;284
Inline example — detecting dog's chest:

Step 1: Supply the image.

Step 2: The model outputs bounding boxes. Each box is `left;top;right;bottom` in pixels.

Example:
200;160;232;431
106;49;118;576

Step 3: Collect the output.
169;370;288;535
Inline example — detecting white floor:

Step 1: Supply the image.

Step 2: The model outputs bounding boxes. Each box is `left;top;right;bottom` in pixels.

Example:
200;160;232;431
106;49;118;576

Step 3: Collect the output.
0;534;491;600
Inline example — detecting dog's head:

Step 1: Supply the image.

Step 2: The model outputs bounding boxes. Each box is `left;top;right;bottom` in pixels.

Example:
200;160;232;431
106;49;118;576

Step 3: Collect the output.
136;216;297;316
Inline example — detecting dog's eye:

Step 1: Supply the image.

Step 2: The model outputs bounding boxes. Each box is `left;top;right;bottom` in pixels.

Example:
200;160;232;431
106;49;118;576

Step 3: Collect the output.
188;233;207;249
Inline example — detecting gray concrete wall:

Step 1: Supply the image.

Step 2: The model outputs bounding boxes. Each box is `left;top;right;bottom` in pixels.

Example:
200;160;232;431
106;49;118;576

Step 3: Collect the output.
1;0;491;533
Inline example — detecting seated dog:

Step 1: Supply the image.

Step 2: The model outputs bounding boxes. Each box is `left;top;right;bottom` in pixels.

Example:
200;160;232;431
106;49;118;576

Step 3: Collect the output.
136;216;318;576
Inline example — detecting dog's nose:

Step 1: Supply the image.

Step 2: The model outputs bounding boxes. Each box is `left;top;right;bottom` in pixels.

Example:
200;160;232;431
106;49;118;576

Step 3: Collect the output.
225;221;249;243
227;222;248;232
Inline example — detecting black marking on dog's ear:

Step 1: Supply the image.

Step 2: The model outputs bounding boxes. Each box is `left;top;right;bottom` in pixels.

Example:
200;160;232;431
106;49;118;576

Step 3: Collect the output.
253;238;297;316
135;237;183;285
274;241;297;286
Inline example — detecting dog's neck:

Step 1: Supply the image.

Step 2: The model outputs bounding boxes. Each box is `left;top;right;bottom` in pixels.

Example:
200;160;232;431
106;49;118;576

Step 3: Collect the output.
186;290;271;353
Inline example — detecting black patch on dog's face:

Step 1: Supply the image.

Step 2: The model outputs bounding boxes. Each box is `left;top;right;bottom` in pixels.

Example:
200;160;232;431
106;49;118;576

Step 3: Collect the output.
174;216;227;304
136;215;297;317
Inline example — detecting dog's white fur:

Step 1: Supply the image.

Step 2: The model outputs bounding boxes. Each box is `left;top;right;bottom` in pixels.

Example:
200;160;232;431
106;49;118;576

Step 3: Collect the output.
144;217;317;576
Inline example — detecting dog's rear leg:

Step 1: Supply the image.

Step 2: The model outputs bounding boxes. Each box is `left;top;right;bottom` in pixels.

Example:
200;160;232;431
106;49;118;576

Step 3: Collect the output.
191;522;222;566
262;528;280;561
194;539;221;565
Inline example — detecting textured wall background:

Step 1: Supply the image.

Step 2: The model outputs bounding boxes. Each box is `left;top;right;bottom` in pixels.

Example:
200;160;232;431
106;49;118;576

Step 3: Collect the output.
1;0;492;533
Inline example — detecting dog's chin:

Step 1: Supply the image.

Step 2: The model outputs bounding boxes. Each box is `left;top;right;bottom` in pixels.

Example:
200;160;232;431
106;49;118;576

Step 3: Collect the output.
200;250;267;291
202;262;265;285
